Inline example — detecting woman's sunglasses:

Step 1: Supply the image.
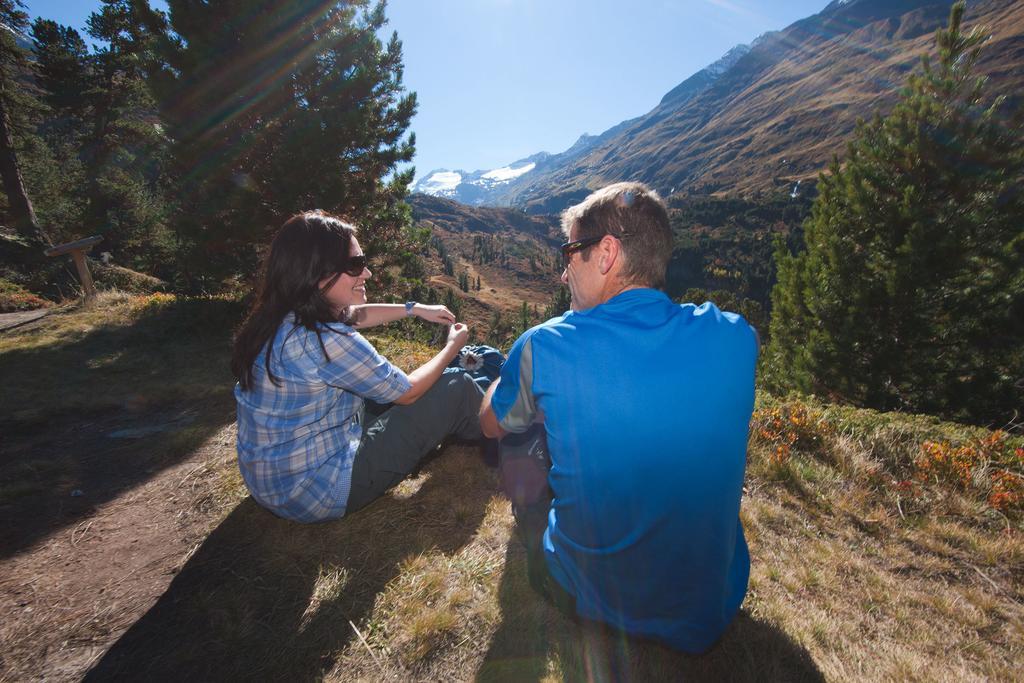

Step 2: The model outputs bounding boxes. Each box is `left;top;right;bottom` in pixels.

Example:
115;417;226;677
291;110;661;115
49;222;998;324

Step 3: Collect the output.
341;254;368;276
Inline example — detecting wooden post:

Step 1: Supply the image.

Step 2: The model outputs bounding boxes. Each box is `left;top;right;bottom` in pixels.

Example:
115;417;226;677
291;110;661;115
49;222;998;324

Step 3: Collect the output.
70;250;96;296
45;235;104;299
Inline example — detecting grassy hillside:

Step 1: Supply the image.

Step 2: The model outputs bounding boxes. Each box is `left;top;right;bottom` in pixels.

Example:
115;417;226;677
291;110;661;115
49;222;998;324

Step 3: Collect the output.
409;195;565;344
1;294;1021;681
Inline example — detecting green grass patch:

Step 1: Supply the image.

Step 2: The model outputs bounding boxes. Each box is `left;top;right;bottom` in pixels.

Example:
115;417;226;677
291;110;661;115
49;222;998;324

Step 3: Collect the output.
0;291;243;427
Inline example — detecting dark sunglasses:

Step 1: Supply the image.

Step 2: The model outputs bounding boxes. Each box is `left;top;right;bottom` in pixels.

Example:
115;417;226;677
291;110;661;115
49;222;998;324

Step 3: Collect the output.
559;235;605;266
341;254;368;276
559;233;631;267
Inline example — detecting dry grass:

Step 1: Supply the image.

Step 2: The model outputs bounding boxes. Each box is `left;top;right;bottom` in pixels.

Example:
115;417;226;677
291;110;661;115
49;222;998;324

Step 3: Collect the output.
363;330;438;370
743;487;1023;681
0;290;241;426
122;396;1016;681
3;296;1023;681
743;395;1024;681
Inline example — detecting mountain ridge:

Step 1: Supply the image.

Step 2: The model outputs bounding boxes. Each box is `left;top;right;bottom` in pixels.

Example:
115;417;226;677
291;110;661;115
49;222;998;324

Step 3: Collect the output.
410;35;757;206
412;0;1024;213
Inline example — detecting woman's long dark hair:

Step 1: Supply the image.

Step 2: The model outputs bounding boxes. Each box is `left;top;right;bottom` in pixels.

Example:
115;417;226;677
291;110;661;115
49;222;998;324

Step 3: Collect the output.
232;210;358;390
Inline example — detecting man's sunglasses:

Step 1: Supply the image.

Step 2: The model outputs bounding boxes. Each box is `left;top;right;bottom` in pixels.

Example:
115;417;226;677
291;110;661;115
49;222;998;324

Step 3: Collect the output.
341;254;368;276
559;233;630;267
559;236;605;266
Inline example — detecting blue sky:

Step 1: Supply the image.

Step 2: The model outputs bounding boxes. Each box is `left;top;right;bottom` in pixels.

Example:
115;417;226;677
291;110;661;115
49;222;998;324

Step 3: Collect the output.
24;0;829;180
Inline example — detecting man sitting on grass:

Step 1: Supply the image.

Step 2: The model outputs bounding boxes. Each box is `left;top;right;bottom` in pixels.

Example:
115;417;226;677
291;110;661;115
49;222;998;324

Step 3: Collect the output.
479;182;758;653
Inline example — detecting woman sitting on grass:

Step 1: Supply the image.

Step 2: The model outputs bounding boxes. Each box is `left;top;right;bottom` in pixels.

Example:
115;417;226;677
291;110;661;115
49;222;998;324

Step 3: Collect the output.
231;210;486;522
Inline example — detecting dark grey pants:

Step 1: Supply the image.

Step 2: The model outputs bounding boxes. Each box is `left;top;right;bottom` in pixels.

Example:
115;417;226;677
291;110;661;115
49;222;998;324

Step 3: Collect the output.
345;368;483;513
499;424;577;616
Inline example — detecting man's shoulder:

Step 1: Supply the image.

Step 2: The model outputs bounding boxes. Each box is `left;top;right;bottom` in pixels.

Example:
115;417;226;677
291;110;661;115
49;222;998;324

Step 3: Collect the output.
501;314;578;373
678;302;760;355
518;312;576;343
679;301;754;329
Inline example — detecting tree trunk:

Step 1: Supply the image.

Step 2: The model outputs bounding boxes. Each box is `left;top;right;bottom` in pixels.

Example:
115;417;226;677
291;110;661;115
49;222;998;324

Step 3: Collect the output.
0;78;50;249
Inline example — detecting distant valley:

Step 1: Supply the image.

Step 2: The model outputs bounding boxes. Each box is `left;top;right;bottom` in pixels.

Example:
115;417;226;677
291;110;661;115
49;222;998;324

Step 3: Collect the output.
409;192;813;342
408;195;565;340
408;0;1023;346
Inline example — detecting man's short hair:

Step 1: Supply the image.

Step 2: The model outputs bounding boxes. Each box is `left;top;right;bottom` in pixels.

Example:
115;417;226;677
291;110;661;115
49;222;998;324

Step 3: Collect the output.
560;182;673;289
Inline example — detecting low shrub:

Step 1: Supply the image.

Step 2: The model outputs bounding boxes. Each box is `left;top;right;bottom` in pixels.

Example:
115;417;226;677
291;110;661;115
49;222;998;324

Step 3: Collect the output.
93;261;168;294
749;400;831;468
0;278;52;313
749;393;1024;517
916;431;1024;513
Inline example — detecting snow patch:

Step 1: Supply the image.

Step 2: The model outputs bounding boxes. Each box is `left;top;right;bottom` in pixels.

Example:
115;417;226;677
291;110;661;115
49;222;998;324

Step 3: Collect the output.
420;171;462;193
480;162;536;183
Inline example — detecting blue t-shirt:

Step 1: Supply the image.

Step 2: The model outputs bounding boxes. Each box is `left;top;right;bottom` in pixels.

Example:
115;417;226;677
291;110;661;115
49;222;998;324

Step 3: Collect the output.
491;288;757;652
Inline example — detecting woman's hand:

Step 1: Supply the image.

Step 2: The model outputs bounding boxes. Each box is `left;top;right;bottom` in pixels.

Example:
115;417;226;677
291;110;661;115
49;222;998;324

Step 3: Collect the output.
447;322;470;348
415;304;456;325
395;322;471;406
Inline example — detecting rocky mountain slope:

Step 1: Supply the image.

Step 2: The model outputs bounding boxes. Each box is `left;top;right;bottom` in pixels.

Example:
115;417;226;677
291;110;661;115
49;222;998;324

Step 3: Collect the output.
410;37;752;207
409;194;561;245
414;0;1024;213
408;194;564;331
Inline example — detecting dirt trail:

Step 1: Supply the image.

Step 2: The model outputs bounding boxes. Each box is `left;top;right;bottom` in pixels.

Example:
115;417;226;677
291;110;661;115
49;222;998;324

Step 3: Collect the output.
0;422;237;681
0;309;49;332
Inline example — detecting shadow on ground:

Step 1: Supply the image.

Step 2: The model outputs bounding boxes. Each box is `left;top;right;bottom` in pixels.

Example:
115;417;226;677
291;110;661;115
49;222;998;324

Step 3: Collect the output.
85;447;492;680
479;540;825;682
0;297;241;559
0;398;235;559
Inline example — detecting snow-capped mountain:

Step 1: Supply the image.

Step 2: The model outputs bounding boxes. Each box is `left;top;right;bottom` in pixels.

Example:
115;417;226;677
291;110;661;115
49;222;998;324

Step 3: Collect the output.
412;0;1024;212
414;170;462;196
411;152;550;206
411;39;756;207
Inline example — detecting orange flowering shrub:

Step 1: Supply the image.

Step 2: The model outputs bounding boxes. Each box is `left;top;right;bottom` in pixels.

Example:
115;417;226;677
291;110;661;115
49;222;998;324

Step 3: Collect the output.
917;440;980;488
891;479;921;498
916;431;1024;513
750;402;829;466
989;470;1024;512
0;279;51;313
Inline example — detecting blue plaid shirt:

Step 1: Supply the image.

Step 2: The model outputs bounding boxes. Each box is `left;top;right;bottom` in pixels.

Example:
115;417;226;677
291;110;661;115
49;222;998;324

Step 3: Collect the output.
235;315;411;522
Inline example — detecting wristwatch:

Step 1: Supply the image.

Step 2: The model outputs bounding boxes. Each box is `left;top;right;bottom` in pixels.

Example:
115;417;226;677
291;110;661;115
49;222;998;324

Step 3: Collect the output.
404;301;417;317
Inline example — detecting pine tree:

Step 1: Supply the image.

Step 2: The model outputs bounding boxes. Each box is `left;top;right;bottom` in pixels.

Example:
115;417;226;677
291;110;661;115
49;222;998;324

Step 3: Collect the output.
82;0;173;274
545;285;571;319
767;1;1024;424
29;19;91;244
443;287;461;320
31;20;90;146
0;0;49;249
146;0;416;289
485;308;504;347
